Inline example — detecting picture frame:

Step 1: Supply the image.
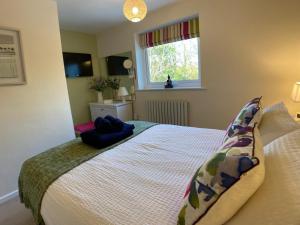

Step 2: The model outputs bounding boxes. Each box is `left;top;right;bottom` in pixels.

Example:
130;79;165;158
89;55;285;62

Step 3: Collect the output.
0;27;26;86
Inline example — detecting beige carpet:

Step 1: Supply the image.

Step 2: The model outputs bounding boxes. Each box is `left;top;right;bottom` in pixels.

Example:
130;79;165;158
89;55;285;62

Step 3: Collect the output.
0;197;34;225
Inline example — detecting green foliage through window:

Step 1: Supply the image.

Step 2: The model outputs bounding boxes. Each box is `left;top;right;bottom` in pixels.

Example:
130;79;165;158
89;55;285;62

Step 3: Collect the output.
147;38;199;83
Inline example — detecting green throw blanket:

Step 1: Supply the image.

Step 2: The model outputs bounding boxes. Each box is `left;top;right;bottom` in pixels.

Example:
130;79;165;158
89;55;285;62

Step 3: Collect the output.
18;121;156;225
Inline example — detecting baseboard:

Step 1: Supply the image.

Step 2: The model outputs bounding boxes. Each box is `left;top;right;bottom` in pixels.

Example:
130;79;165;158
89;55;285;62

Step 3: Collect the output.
0;190;18;205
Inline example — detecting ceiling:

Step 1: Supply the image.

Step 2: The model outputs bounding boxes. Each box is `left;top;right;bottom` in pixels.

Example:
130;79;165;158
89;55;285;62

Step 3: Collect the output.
55;0;180;34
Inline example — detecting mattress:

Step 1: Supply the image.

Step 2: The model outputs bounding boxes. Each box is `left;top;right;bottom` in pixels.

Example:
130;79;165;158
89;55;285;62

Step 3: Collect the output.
41;125;225;225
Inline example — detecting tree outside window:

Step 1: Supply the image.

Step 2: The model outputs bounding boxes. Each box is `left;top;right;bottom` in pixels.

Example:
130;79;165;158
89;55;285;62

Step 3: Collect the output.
147;38;199;83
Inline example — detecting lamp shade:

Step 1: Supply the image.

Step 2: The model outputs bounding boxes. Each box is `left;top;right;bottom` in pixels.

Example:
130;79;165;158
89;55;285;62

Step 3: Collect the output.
123;0;147;23
118;87;129;97
292;82;300;102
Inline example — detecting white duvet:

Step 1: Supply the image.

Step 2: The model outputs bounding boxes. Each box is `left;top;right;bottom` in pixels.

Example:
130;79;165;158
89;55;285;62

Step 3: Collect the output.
41;125;225;225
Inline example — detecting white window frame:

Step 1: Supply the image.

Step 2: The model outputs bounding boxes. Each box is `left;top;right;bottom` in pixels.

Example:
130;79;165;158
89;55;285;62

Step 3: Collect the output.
140;38;201;90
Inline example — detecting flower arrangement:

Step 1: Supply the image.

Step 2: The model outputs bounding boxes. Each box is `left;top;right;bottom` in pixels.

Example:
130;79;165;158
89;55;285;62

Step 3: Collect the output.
89;77;107;92
90;77;121;92
106;78;120;90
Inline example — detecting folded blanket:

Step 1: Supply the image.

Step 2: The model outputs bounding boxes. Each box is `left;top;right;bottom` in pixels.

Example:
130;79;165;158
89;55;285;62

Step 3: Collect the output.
105;115;124;130
81;123;135;149
94;117;115;133
95;116;135;133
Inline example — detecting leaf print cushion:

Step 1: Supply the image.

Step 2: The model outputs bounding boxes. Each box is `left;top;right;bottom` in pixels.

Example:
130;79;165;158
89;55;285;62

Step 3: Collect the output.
177;124;265;225
224;97;262;143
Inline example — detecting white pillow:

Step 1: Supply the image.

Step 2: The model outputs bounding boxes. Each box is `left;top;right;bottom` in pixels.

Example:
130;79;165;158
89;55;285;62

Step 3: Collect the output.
259;102;299;146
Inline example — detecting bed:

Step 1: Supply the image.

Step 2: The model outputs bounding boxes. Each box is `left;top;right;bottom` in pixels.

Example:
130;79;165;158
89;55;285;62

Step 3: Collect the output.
19;121;300;225
40;124;224;225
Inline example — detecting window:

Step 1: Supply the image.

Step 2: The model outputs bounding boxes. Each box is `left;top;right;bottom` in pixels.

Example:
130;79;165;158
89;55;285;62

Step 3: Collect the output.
137;17;201;89
146;38;200;86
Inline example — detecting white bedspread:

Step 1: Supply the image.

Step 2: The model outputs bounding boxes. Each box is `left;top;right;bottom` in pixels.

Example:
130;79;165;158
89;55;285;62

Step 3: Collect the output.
41;125;225;225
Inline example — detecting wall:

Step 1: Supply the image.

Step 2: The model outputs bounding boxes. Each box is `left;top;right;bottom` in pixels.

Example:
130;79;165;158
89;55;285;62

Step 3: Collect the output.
0;0;75;199
97;0;300;129
61;30;100;125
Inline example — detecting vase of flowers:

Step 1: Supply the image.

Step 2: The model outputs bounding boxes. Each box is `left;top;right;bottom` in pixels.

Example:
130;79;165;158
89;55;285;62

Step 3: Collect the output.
90;78;107;103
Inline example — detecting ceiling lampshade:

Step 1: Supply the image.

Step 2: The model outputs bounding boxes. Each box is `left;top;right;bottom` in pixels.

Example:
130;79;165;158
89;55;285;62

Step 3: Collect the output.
291;82;300;102
123;0;148;23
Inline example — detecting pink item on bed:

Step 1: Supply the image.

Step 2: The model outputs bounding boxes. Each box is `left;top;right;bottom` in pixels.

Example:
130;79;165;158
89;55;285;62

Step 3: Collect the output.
74;121;95;134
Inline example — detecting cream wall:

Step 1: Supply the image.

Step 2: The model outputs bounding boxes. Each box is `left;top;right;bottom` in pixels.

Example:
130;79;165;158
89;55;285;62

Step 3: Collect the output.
60;30;100;125
0;0;75;199
97;0;300;129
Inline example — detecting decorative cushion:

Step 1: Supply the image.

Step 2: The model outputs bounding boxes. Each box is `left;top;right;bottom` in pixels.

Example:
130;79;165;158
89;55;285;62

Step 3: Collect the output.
224;97;262;142
178;125;265;225
74;121;95;134
259;102;300;146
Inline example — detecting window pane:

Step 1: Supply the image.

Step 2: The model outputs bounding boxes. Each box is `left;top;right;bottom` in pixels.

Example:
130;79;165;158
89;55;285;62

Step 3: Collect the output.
147;38;199;83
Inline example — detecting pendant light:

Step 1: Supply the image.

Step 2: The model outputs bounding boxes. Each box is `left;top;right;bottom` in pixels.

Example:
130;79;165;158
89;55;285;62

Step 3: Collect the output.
123;0;148;23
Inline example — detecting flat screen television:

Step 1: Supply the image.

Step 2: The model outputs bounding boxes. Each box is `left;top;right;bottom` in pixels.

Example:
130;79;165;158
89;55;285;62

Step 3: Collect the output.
63;52;93;78
106;56;129;76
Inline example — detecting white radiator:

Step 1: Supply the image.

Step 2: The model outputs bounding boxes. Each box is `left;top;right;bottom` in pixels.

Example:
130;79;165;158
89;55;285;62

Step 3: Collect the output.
146;100;189;126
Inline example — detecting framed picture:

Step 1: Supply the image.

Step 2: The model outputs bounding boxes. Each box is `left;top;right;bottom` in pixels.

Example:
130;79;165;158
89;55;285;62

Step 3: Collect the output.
0;27;26;86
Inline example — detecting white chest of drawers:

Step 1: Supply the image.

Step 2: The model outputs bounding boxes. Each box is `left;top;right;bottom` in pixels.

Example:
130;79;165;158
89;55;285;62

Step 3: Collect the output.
89;102;133;122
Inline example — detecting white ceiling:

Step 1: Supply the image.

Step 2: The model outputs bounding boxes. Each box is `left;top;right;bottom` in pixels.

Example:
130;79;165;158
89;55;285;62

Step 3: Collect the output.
55;0;180;34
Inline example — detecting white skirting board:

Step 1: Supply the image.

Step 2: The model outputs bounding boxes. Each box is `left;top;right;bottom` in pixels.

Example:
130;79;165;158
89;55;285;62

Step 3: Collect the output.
0;190;18;205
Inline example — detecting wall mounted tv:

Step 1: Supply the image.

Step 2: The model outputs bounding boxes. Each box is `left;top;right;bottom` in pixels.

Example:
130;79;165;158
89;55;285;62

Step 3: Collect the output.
63;52;93;78
106;56;129;76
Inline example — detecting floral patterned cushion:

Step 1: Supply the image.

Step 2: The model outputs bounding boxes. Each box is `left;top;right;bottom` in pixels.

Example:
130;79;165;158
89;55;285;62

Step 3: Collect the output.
224;97;262;143
177;124;264;225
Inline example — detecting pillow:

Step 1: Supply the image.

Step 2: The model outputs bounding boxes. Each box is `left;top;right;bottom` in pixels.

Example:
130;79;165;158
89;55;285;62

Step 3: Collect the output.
224;97;262;142
259;102;300;146
178;125;265;225
74;121;95;134
225;129;300;225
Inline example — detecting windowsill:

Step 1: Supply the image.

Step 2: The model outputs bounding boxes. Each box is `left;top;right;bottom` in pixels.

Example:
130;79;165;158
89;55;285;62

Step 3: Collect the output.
136;87;207;92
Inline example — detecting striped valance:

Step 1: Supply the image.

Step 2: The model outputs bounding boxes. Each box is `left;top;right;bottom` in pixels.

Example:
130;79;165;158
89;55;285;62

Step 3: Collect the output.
139;17;199;49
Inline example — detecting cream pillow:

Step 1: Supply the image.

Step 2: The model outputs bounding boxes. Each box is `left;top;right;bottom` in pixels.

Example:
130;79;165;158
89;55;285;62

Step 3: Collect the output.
177;125;265;225
259;102;300;146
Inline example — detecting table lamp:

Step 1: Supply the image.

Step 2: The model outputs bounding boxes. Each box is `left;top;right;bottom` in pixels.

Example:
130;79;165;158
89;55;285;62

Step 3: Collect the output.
291;82;300;118
118;87;129;103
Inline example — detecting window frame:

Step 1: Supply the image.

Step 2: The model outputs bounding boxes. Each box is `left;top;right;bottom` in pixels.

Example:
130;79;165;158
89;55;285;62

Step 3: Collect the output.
141;37;201;90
